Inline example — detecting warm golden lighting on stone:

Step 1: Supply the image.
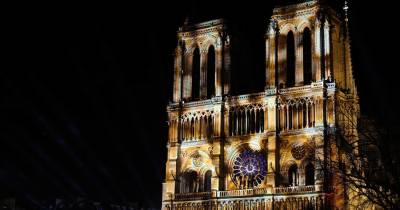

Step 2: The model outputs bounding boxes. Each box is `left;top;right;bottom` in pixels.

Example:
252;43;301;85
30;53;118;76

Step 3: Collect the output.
162;1;360;209
248;136;262;151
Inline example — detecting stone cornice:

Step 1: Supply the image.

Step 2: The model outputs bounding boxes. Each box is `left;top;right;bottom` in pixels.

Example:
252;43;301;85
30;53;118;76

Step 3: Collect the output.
167;81;339;112
178;19;225;38
279;127;324;137
273;7;319;21
179;19;224;32
228;92;266;103
273;0;318;14
167;97;223;112
179;26;223;38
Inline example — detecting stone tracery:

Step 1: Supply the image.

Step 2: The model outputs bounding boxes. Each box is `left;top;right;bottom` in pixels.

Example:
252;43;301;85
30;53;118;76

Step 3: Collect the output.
232;149;267;189
163;0;360;209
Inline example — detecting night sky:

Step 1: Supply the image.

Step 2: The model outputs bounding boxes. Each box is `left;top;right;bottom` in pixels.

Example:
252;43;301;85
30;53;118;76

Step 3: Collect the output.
2;0;399;208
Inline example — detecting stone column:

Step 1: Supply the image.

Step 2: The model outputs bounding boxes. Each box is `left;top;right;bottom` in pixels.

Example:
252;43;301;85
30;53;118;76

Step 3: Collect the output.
224;104;230;138
195;117;200;140
215;44;223;97
211;142;222;191
267;136;277;187
264;107;269;132
182;120;186;141
265;35;270;87
164;142;180;197
295;31;304;86
184;52;193;100
266;37;274;87
315;135;324;191
306;103;309;128
315;96;324;127
235;110;239;136
214;107;221;138
244;109;248;134
266;20;279;88
254;109;258;133
278;34;287;87
295;104;300;129
279;106;284;131
200;50;208;99
173;46;182;102
313;17;322;81
324;18;331;80
168;118;178;143
223;35;231;95
344;29;354;92
286;105;290;130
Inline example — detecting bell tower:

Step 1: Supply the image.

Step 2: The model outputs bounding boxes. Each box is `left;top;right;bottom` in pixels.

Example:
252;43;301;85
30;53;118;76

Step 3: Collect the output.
172;19;231;103
162;1;359;209
266;0;356;94
163;18;232;203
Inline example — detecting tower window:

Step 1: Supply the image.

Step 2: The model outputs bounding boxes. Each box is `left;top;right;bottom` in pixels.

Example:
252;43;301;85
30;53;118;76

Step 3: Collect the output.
192;48;200;100
288;164;298;186
204;170;212;192
303;27;312;84
305;163;315;185
181;170;199;193
286;31;295;87
207;46;215;98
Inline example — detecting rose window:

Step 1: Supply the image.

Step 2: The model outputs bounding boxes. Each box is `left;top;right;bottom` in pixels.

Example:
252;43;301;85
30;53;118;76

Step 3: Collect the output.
291;144;307;160
232;150;267;188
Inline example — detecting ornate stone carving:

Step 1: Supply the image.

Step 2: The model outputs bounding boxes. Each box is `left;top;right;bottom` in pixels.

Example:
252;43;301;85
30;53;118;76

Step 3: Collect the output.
191;151;203;167
231;149;267;189
163;1;359;209
208;146;214;155
268;19;278;36
181;151;188;158
291;144;307;160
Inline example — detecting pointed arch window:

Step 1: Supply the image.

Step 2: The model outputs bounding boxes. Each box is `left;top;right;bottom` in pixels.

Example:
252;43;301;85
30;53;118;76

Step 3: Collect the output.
303;27;312;84
181;171;199;193
286;31;296;87
192;48;200;100
204;170;212;192
207;46;215;98
288;164;298;186
305;163;315;185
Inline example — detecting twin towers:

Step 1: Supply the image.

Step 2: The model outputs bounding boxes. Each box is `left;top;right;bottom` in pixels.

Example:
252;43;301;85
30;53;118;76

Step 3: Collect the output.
162;1;359;209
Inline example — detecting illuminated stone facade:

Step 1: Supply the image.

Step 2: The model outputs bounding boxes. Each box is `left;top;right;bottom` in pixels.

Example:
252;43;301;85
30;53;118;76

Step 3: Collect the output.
162;1;359;209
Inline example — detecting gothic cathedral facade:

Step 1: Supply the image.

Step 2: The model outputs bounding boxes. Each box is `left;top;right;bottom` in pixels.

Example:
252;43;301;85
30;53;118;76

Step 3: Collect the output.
162;1;359;209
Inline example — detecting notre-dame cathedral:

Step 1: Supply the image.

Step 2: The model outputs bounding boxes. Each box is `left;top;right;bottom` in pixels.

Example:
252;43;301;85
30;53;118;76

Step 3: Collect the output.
162;0;359;209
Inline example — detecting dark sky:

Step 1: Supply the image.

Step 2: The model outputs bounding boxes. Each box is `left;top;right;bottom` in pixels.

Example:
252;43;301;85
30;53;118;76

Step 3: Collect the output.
2;0;399;208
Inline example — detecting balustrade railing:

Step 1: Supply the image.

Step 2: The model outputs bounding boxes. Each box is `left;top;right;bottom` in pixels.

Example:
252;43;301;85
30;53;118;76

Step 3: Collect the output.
274;185;315;194
170;82;330;142
174;192;212;201
172;185;316;201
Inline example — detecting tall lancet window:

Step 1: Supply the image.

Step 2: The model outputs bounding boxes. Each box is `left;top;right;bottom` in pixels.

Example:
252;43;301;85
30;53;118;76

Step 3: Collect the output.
288;164;298;186
305;163;315;186
286;31;295;87
181;171;199;193
204;170;212;192
192;47;200;100
303;27;312;84
207;46;215;98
